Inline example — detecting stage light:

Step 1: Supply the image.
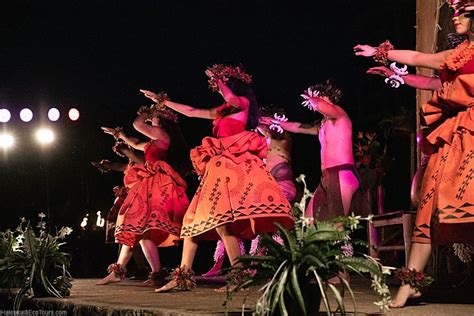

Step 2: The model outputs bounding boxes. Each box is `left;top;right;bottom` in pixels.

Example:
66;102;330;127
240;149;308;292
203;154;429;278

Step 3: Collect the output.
36;128;55;144
19;108;34;122
0;134;14;149
0;109;11;123
48;108;60;121
68;108;80;121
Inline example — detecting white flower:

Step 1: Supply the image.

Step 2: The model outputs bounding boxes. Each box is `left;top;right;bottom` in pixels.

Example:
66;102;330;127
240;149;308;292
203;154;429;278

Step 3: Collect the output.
347;213;362;230
300;87;320;110
38;212;46;219
58;226;73;239
273;113;288;122
384;74;404;88
19;217;26;223
269;122;283;134
295;174;306;183
300;216;313;228
366;214;374;223
381;265;396;275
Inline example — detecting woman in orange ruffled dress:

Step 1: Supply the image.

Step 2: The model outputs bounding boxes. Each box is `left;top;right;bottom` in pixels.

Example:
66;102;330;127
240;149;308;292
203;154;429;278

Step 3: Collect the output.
141;64;295;292
354;0;474;307
97;101;190;287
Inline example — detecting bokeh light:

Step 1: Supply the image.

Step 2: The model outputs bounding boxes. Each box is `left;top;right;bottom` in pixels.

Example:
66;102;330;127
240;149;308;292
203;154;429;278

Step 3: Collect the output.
48;108;60;121
20;108;34;122
68;108;80;121
0;134;14;149
36;128;55;144
0;109;12;123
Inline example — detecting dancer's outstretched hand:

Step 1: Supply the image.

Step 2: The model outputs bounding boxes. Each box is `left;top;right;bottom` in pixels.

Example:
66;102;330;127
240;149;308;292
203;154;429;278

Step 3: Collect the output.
367;66;394;78
101;126;116;136
101;126;123;139
140;89;159;102
353;44;377;57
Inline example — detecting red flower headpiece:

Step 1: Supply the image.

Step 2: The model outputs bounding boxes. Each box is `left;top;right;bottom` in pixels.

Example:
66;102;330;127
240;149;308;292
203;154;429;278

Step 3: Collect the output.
206;64;253;92
137;92;179;122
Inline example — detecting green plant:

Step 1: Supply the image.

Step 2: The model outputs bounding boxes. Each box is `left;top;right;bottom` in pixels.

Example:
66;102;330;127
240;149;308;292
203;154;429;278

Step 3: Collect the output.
0;213;73;310
226;175;392;316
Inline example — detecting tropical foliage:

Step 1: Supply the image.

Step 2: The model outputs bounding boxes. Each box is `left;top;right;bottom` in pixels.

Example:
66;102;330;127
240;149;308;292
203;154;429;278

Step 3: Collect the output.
226;175;391;315
0;213;73;310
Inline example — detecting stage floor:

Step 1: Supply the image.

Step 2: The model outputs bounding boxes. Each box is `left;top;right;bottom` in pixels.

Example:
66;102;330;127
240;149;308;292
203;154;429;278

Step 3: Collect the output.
27;277;474;315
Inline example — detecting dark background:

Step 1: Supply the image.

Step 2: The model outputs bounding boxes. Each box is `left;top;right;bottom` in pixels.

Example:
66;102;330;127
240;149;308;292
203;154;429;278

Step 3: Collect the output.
0;0;416;275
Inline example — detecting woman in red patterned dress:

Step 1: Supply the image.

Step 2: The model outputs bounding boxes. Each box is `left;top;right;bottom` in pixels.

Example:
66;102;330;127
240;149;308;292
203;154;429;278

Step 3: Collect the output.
354;0;474;307
141;65;295;292
97;104;190;286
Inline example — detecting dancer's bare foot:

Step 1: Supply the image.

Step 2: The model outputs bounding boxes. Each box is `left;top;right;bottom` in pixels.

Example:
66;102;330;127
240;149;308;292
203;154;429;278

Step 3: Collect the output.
154;280;178;293
96;272;122;285
389;284;421;308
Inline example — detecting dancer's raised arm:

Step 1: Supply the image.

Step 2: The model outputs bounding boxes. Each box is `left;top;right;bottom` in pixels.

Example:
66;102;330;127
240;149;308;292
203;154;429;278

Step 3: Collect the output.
259;117;319;135
354;44;451;70
133;110;170;145
140;89;217;119
101;126;148;151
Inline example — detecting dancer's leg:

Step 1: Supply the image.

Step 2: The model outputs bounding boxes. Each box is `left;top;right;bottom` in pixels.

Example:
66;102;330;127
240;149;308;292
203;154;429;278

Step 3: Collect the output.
155;237;198;292
139;239;161;272
214;224;245;292
215;224;242;267
96;244;133;285
338;170;359;215
389;242;431;308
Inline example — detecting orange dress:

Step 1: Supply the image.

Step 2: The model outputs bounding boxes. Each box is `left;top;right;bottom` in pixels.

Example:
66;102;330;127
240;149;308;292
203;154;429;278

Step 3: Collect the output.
105;163;144;244
412;45;474;245
114;141;189;247
180;106;295;240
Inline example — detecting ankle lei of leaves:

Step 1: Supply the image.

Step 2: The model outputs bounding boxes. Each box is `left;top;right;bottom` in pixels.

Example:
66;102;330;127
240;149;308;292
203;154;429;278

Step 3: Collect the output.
107;263;127;279
227;267;254;287
395;267;433;291
171;266;196;290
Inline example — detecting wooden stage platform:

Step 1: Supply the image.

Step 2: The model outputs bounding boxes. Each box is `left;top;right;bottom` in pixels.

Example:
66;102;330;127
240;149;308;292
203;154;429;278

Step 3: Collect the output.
15;277;474;315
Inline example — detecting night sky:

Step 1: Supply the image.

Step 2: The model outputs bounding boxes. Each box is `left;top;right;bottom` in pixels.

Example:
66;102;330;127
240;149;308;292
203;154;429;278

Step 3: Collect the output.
0;1;415;235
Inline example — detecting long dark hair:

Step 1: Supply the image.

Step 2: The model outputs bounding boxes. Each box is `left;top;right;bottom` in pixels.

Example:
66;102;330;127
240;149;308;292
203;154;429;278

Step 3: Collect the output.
158;118;192;178
225;77;261;131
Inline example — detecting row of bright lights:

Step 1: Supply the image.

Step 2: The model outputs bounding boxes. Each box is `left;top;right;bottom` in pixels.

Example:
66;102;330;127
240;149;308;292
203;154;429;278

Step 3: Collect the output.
0;129;55;148
0;108;80;123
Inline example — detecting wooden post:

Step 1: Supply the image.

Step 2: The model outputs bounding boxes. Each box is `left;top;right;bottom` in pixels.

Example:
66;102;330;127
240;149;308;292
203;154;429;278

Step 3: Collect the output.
415;0;441;168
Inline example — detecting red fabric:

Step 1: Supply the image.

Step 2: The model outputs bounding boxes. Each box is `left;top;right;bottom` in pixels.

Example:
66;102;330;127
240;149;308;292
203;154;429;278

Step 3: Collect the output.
144;141;167;163
439;57;474;83
212;103;246;137
412;73;474;245
115;158;189;247
181;109;294;240
123;163;143;188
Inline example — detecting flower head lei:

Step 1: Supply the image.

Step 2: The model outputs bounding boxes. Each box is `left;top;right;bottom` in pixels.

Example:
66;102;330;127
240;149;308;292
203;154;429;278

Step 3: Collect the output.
137;91;179;122
206;64;253;92
301;80;342;110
